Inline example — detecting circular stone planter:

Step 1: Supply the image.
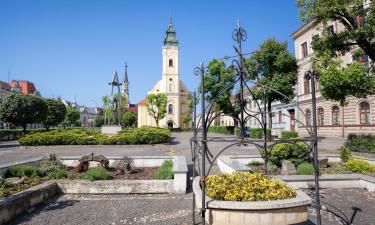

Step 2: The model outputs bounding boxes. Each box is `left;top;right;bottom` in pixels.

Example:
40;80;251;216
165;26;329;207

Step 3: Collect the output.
193;177;311;225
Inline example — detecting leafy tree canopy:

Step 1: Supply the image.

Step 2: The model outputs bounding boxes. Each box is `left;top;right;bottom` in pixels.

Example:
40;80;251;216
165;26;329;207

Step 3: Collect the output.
146;93;167;127
296;0;375;61
42;99;66;130
62;106;80;127
0;93;47;131
122;111;137;128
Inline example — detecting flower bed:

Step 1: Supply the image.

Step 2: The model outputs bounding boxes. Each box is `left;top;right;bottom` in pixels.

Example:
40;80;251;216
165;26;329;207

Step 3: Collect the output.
193;174;311;225
18;126;171;146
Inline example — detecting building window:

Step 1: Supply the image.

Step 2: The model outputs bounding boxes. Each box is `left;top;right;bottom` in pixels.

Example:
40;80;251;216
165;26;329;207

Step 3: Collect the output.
301;42;308;58
304;78;310;94
168;104;173;114
278;111;282;123
359;102;370;124
169;59;173;67
306;109;311;126
318;108;324;126
332;106;340;125
169;83;173;92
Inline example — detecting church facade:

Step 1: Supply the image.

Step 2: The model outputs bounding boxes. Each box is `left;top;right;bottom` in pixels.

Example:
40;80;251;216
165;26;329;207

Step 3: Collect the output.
137;19;190;128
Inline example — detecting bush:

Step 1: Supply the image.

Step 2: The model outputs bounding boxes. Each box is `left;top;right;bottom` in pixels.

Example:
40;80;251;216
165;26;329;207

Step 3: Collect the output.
281;131;298;139
297;162;314;175
205;172;296;201
344;134;375;153
80;167;110;181
234;127;241;136
47;168;68;179
154;160;173;179
267;162;279;173
19;127;171;146
344;158;375;174
339;146;352;163
5;165;43;178
269;142;309;167
249;128;272;139
208;126;234;135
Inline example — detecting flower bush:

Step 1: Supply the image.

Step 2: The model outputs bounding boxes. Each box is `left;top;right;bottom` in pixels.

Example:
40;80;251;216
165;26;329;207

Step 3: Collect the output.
205;172;296;201
18;127;171;146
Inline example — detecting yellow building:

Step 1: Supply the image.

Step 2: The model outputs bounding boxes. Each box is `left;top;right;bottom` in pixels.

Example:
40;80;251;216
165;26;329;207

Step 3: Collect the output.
138;18;190;128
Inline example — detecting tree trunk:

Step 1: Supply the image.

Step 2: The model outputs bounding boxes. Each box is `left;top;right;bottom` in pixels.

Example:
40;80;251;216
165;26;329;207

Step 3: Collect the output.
23;124;27;132
341;104;345;138
267;101;272;129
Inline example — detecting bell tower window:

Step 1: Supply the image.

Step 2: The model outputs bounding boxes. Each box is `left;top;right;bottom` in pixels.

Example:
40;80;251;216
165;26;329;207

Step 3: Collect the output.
169;59;173;67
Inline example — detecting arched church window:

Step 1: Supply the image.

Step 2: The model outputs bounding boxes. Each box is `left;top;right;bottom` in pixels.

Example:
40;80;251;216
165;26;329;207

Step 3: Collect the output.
168;104;173;114
332;106;340;125
169;59;173;67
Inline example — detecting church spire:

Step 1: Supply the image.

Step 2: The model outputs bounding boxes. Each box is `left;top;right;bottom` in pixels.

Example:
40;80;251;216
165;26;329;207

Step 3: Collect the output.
163;17;178;47
124;62;129;83
122;62;129;105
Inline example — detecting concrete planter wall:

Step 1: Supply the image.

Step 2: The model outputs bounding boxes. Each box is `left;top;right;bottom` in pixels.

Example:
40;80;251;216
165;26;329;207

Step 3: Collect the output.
101;125;122;135
193;177;311;225
217;155;375;192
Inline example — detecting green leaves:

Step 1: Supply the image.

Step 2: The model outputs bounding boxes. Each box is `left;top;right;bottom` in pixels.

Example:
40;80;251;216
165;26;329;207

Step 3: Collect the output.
0;93;48;130
42;99;66;129
146;93;167;127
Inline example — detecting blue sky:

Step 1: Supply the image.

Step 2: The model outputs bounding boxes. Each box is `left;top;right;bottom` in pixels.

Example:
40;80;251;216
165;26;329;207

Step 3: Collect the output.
0;0;303;107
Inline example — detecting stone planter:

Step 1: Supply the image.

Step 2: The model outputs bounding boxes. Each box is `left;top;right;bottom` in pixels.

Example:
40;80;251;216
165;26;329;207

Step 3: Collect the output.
193;177;311;225
101;125;122;135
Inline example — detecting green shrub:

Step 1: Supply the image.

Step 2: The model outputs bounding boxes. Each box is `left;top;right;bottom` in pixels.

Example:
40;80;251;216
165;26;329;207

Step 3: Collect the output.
344;158;375;174
267;162;279;173
234;127;241;137
249;160;261;166
154;160;173;179
339;146;352;163
297;162;314;175
269;142;309;167
5;165;43;178
344;134;375;153
281;131;298;139
249;128;272;139
80;167;110;181
208;126;234;135
19;127;171;146
47;168;68;179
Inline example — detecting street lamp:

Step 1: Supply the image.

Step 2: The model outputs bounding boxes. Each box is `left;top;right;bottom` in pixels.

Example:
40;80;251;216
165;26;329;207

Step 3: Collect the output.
304;70;321;225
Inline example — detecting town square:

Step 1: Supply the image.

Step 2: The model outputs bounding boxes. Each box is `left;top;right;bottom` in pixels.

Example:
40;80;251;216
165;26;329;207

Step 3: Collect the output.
0;1;375;225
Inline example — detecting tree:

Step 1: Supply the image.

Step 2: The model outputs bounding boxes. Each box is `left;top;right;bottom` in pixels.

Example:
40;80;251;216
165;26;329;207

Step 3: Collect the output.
247;39;298;128
146;93;167;127
313;50;375;136
296;0;375;61
42;99;66;130
62;106;80;127
0;93;47;131
93;111;105;127
182;92;199;127
202;59;239;125
122;112;137;128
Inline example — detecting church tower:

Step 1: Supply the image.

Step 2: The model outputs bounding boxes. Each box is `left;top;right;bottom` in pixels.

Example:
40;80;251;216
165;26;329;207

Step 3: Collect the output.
122;62;129;107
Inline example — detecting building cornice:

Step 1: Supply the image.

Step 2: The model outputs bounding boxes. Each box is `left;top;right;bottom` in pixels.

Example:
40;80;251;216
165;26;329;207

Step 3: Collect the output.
291;20;315;40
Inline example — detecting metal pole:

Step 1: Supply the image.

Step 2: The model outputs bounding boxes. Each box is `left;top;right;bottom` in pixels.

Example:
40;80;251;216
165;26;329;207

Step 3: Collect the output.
310;71;321;225
192;91;197;225
200;63;206;225
263;91;268;176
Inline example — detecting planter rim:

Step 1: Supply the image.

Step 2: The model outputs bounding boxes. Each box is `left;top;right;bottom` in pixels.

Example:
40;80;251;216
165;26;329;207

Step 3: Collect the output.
193;176;311;210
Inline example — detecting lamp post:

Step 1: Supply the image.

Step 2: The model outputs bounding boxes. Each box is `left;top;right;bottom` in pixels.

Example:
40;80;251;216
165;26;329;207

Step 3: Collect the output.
304;70;321;225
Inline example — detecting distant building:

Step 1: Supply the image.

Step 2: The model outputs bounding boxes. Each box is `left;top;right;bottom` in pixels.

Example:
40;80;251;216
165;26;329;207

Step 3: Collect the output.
9;80;40;96
291;20;374;137
138;18;190;128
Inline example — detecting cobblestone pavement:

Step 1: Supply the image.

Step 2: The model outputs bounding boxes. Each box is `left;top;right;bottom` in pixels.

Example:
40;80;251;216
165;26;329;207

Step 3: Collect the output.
0;132;348;166
8;188;375;225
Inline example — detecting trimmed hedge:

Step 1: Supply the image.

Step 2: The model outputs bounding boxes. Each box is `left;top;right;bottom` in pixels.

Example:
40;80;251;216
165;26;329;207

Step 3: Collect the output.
19;127;171;146
249;128;272;139
344;134;375;153
208;126;234;135
281;131;298;139
0;128;46;141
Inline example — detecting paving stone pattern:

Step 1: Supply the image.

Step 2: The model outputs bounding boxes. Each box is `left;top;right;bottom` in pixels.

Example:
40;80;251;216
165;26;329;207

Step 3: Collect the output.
9;188;375;225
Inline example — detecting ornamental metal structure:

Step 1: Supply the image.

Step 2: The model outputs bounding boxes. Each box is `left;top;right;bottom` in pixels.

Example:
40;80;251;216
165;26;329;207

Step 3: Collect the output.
190;23;360;225
105;71;122;125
